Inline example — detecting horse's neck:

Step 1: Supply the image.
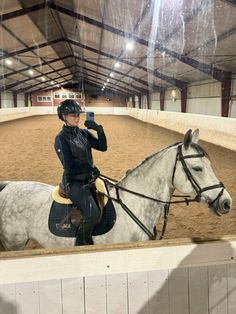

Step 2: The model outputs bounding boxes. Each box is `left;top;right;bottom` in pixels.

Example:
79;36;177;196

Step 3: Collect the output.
106;145;177;239
96;146;178;244
119;146;176;201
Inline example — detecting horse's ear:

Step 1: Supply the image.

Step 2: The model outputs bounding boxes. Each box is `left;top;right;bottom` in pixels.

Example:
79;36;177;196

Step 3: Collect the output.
183;129;192;149
192;129;199;144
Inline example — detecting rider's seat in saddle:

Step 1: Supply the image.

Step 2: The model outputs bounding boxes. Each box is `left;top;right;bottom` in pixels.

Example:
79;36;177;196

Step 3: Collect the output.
51;178;109;225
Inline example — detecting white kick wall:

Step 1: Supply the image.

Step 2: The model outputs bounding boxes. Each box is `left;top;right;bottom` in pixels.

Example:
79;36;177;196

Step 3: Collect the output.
0;237;236;314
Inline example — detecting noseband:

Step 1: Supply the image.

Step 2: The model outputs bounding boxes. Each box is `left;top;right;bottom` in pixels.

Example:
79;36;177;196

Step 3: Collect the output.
172;145;224;206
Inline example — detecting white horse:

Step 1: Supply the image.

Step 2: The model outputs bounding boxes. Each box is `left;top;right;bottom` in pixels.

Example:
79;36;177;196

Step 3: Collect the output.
0;129;232;250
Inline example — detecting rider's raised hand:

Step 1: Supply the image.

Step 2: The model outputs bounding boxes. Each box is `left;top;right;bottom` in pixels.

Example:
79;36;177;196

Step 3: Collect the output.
84;120;103;132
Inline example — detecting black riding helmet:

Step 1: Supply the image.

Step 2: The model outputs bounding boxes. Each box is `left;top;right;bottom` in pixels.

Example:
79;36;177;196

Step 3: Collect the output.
57;99;83;121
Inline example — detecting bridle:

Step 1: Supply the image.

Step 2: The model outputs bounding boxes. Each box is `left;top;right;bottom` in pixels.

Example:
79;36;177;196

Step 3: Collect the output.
97;143;225;240
172;145;224;206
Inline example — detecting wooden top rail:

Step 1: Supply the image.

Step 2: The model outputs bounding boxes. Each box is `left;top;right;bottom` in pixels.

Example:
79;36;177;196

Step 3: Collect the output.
1;235;236;260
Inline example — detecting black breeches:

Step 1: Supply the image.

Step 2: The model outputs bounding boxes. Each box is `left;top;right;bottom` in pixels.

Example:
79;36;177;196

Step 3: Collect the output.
66;181;100;225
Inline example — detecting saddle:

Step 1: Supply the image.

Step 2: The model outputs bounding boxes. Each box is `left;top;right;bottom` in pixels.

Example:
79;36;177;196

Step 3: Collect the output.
52;178;108;221
49;178;116;237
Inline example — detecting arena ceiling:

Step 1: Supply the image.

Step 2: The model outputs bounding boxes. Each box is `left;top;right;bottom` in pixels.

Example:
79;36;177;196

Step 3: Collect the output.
0;0;236;97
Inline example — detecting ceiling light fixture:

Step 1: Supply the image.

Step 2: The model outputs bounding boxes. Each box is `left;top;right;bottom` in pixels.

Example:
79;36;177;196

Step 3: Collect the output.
28;70;34;75
107;78;110;82
125;40;134;51
110;72;114;77
41;77;45;81
5;59;12;65
51;81;54;85
114;62;120;68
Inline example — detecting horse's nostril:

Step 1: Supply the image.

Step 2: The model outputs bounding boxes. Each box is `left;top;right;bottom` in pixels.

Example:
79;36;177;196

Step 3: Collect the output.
222;200;231;212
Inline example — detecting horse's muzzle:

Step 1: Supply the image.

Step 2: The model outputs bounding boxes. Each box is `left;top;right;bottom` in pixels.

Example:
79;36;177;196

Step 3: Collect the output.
212;197;232;216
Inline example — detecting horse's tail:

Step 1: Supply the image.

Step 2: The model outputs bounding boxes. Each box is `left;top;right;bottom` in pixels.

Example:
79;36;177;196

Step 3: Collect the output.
0;181;10;192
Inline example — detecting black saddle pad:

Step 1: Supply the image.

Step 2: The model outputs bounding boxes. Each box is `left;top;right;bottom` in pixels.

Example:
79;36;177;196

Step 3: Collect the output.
92;199;116;236
48;202;78;237
48;199;116;238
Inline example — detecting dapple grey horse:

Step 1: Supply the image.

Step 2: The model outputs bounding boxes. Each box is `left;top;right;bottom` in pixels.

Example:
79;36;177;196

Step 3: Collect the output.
0;130;232;250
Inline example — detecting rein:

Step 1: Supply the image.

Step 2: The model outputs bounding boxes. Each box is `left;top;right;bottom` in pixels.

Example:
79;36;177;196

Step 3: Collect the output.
97;174;176;240
96;144;224;241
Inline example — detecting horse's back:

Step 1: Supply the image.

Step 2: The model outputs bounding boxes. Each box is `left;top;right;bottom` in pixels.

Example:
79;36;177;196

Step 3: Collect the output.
0;181;54;250
0;181;54;212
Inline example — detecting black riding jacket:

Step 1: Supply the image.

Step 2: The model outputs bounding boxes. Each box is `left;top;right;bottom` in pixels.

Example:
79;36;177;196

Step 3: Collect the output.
54;124;107;182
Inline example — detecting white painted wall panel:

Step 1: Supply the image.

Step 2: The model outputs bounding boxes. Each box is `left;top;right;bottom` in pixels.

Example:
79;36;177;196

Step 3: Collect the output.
15;282;39;314
165;99;181;112
147;269;169;314
229;101;236;118
84;275;106;314
169;268;189;314
230;78;236;94
17;93;25;107
142;95;148;109
61;278;84;314
227;263;236;314
151;100;160;110
128;272;149;314
189;266;208;314
187;97;221;116
1;91;14;108
0;284;16;314
188;82;221;98
39;280;62;314
106;273;128;314
208;264;228;314
0;263;236;313
152;92;160;101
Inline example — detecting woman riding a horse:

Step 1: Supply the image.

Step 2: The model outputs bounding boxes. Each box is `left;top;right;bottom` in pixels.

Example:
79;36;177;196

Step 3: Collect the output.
54;99;107;245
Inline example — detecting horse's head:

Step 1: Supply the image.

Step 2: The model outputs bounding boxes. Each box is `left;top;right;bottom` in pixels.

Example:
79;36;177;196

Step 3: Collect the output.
172;129;232;216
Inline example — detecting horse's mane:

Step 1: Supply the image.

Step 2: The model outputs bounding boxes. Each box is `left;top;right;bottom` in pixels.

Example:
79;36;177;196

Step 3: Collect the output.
122;141;182;180
120;141;209;182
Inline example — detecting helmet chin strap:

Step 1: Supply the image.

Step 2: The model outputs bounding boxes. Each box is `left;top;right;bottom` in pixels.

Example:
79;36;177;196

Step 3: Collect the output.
62;115;67;123
63;115;70;126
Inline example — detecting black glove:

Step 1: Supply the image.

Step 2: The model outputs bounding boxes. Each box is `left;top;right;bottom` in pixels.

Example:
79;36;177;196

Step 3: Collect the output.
84;120;103;132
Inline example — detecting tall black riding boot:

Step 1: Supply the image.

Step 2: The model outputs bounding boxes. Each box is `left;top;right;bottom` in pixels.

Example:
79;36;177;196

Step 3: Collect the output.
75;220;95;246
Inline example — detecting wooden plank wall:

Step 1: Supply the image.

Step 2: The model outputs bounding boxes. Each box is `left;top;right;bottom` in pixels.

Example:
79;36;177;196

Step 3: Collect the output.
0;262;236;314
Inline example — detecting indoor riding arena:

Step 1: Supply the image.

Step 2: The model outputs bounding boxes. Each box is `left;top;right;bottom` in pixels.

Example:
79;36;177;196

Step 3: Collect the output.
0;1;236;314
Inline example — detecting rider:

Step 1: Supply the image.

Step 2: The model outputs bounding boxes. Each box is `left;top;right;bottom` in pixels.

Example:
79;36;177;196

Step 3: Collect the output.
54;99;107;245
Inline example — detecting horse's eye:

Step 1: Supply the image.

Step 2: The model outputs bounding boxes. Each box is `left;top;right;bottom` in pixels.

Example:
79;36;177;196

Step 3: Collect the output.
192;166;203;172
